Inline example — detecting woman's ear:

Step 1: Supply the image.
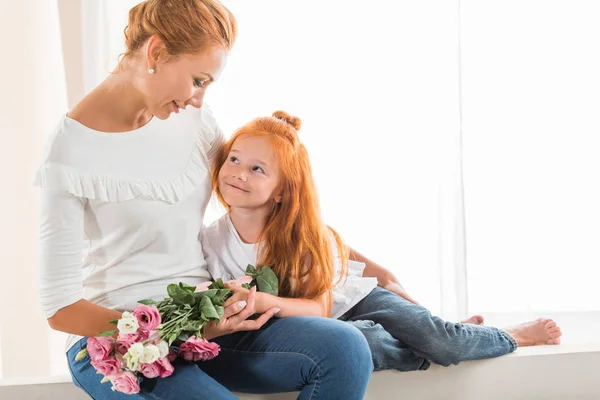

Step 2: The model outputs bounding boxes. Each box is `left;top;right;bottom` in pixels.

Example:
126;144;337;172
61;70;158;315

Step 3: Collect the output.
145;35;167;70
274;194;282;203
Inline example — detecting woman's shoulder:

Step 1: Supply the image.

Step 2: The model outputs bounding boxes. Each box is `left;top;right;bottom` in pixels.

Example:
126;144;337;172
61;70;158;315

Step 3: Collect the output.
33;106;220;204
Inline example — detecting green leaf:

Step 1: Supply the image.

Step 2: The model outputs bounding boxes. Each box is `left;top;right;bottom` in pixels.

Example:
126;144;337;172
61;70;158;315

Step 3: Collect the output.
214;305;224;317
200;296;220;320
167;284;180;299
246;264;257;276
210;279;226;290
74;348;88;361
108;320;118;326
241;283;252;290
178;282;197;293
210;289;232;306
177;331;191;342
168;284;195;306
97;330;117;337
137;299;157;306
198;289;218;299
182;320;202;331
256;267;279;296
166;332;179;346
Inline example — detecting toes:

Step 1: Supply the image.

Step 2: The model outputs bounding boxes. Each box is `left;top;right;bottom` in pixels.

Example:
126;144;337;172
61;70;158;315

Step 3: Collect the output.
547;337;561;345
545;320;557;329
548;329;562;338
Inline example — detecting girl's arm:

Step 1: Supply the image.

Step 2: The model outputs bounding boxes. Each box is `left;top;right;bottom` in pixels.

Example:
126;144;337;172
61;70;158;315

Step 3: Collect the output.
224;283;330;318
348;246;420;305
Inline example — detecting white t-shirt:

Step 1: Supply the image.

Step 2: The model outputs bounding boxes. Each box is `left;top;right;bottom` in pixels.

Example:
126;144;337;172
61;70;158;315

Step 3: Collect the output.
201;214;377;319
35;106;221;351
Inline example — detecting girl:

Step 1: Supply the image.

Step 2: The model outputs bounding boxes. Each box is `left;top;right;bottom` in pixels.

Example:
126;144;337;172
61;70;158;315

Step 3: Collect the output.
201;111;563;372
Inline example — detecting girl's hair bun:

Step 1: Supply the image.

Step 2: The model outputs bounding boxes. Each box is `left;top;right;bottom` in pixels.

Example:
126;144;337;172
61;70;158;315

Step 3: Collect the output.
272;110;301;131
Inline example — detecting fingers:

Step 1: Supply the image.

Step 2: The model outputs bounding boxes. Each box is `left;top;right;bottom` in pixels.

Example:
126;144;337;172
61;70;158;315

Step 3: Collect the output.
221;298;248;319
224;282;245;292
238;307;280;331
228;286;257;326
223;292;245;308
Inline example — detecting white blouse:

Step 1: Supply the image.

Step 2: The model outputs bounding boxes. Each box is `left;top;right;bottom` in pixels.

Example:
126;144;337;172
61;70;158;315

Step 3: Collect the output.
35;106;221;351
201;214;377;319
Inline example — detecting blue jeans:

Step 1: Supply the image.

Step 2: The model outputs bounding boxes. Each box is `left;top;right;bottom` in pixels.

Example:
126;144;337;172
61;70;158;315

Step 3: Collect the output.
67;317;373;399
339;287;518;371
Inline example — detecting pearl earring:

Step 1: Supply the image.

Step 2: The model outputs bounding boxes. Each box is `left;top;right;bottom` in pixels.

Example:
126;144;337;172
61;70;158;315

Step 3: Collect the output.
148;67;155;74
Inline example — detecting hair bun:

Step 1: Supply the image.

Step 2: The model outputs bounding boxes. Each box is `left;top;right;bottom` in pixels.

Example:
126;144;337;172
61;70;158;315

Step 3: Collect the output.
272;110;301;131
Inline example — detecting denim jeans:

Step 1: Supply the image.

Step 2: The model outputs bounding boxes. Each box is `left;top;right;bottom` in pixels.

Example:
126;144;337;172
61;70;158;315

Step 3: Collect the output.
339;287;518;371
67;316;373;399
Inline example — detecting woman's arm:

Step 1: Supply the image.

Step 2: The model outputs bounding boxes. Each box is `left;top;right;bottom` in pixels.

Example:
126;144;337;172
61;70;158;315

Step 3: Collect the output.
48;300;124;337
41;190;276;338
39;190;125;336
348;246;420;305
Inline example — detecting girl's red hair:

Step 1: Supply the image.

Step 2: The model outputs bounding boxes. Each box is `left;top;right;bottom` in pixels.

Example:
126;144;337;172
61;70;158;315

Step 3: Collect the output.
212;111;348;311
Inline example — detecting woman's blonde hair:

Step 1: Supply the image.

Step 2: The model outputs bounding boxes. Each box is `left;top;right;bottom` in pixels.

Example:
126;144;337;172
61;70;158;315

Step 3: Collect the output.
122;0;237;61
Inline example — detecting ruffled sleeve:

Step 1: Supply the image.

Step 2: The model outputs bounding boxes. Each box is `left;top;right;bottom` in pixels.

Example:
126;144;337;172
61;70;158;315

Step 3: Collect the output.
34;105;221;204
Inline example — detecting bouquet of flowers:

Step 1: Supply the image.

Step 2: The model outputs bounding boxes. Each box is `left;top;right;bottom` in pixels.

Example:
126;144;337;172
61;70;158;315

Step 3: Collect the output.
75;265;278;394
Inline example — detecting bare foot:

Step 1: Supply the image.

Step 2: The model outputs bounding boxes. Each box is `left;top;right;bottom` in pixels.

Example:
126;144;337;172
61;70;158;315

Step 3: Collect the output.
503;318;562;347
461;315;484;325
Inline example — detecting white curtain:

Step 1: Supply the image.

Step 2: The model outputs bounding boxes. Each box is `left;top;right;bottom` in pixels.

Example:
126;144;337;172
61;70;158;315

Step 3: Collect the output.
461;0;600;317
0;0;68;378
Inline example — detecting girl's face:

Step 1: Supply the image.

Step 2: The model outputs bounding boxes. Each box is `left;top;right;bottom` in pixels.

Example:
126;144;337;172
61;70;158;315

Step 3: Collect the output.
218;134;282;212
139;44;227;119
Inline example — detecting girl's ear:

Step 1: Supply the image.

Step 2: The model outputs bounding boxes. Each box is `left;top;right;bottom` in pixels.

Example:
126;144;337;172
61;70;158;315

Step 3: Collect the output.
274;194;282;203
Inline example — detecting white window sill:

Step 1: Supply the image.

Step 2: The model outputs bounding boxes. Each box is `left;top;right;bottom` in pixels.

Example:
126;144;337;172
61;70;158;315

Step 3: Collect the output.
1;343;599;399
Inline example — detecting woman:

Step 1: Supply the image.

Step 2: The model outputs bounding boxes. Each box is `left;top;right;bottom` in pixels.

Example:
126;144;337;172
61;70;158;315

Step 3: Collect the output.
36;1;372;398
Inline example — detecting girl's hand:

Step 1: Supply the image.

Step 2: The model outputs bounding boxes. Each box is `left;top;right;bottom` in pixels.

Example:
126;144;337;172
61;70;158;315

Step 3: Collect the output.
203;286;279;340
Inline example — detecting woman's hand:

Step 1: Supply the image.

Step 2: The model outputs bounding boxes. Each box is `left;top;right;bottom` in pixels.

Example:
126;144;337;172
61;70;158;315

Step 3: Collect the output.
203;286;279;340
223;282;251;308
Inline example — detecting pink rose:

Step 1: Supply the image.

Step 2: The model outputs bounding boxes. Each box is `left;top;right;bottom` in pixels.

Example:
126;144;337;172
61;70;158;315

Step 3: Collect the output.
111;371;140;395
167;348;178;362
178;337;220;362
115;334;136;355
139;362;161;379
195;281;212;292
87;336;114;362
156;357;175;378
115;330;154;354
227;276;253;286
91;356;121;377
140;356;174;379
132;304;161;332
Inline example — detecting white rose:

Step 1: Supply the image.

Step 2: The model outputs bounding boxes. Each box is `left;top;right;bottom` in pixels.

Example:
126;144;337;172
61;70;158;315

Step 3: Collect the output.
140;344;160;364
157;341;169;359
117;313;139;335
124;342;144;371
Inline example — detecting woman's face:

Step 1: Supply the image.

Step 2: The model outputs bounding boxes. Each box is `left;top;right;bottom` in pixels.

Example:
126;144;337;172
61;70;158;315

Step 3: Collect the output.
140;44;228;119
